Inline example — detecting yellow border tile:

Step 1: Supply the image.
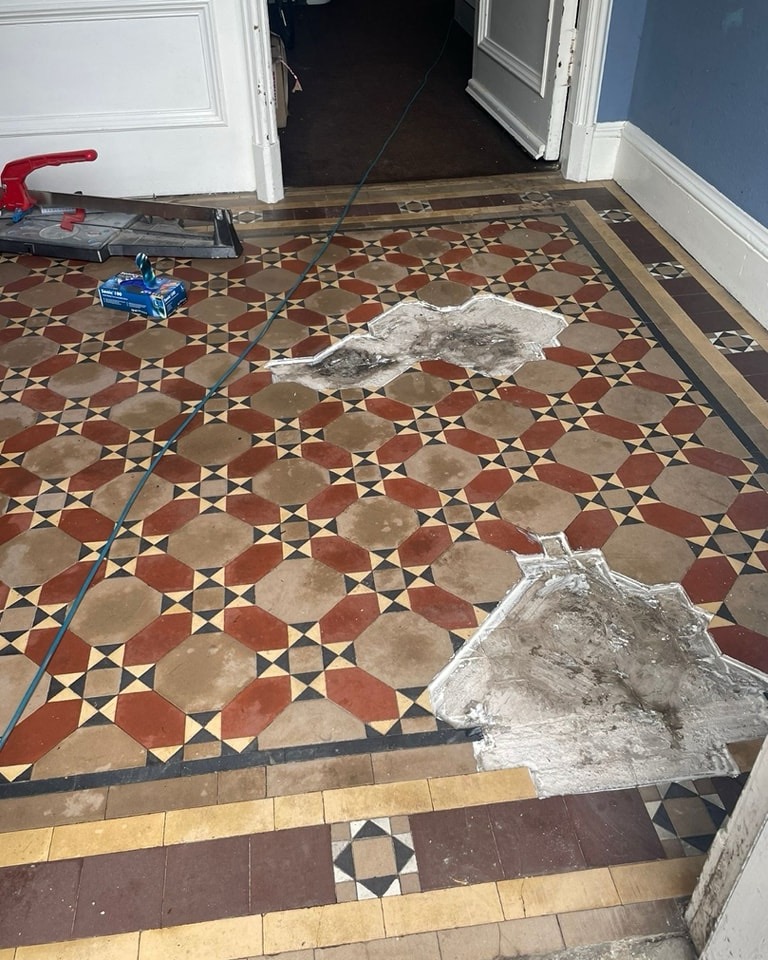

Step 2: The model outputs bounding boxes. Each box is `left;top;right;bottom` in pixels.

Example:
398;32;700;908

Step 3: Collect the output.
428;769;536;810
273;791;325;831
16;932;139;960
164;798;274;845
49;814;164;861
139;916;262;960
0;826;52;867
499;869;621;918
382;884;504;938
610;856;706;904
263;900;384;954
322;780;432;823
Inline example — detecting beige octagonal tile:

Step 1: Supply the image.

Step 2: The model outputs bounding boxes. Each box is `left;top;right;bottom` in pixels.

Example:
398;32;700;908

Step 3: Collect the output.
91;472;174;522
168;513;253;569
251;458;330;505
246;267;301;295
155;632;257;713
49;362;117;399
497;480;581;534
188;296;247;325
552;430;629;475
652;464;738;516
17;281;75;309
324;411;396;451
416;279;473;307
256;558;346;623
602;524;695;585
385;371;453;407
71;576;162;645
304;288;362;316
0;335;58;369
258;698;365;750
462;398;534;439
0;400;37;441
461;252;514;276
183;353;247;388
33;724;147;780
251;317;308;350
178;423;252;466
0;655;50;730
433;541;522;604
354;261;408;286
337;496;419;550
67;304;127;335
400;236;451;259
527;271;584;297
251;382;319;418
724;574;768;637
499;227;552;249
355;611;454;688
110;392;181;431
123;327;187;359
558;322;622;355
405;445;482;490
600;385;673;424
296;241;350;265
514;359;581;395
22;434;102;479
0;528;81;588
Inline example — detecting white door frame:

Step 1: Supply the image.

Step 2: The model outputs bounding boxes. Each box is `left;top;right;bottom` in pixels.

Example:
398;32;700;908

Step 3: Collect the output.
254;0;614;201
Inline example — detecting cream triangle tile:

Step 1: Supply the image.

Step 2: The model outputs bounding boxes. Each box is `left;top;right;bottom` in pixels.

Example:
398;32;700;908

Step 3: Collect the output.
0;763;33;782
221;736;253;752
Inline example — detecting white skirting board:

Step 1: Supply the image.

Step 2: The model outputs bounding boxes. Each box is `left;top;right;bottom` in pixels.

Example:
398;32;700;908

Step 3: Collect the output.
612;123;768;330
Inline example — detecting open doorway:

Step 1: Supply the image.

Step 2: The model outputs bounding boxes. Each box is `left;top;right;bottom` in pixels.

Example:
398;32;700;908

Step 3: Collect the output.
274;0;556;188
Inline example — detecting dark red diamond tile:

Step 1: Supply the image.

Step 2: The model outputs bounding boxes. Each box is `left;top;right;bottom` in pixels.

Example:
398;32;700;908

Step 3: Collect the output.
311;535;372;573
20;387;67;414
475;519;541;554
685;447;749;478
383;477;442;509
535;462;596;493
0;512;33;546
408;586;477;629
488;797;585;878
226;445;278;479
300;400;345;430
0;466;42;498
376;433;423;464
306;483;359;520
221;676;292;738
435;391;479;417
223;606;289;652
80;420;131;447
365;397;414;422
662;405;707;436
710;625;768;674
326;667;399;723
565;508;618;549
610;338;651;362
0;699;81;765
152;454;202;485
728;490;768;531
67;460;127;494
302;440;352;469
444;428;498;455
1;423;58;454
584;414;643;441
115;691;186;749
565;789;665;866
616;452;665;488
464;468;514;504
628;371;685;395
515;289;557;308
59;508;115;543
585;310;635;330
319;593;381;644
638;502;709;538
421;359;467;381
348;302;385;325
681;556;739;604
225;542;284;586
228;409;276;435
520;419;567;450
141;499;200;537
25;627;92;675
135;555;195;593
567;376;612;404
123;612;191;666
497;384;551;408
398;526;453;566
545;345;592;368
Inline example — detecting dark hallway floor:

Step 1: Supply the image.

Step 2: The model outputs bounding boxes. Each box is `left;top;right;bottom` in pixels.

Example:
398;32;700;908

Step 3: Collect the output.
276;0;550;187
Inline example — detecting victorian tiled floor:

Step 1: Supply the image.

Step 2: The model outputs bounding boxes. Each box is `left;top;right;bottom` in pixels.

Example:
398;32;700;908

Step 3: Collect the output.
0;174;766;957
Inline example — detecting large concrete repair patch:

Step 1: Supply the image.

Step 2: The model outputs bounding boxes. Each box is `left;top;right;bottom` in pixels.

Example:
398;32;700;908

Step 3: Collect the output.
429;534;768;796
267;294;566;390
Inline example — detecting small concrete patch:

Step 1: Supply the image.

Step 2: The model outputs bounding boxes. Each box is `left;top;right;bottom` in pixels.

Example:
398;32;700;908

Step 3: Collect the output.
267;295;566;391
430;534;768;796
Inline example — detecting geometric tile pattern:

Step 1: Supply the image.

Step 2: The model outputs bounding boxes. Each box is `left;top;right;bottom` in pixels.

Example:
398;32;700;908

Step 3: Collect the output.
332;815;418;900
1;182;767;799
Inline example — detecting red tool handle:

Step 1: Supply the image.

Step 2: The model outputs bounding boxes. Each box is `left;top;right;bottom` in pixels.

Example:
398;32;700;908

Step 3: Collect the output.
0;149;98;212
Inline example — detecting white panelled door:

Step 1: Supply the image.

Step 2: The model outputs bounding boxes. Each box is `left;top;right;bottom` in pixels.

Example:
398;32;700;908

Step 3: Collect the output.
468;0;580;160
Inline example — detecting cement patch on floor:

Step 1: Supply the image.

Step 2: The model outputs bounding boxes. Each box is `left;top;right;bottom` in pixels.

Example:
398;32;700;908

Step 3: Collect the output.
267;294;566;390
515;935;697;960
430;534;768;797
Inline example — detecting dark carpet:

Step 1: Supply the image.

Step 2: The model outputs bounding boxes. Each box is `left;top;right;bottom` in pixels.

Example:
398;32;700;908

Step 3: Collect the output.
277;0;552;188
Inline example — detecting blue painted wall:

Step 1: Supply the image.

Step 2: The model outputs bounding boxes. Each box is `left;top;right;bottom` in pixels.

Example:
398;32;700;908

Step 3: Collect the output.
604;0;768;226
597;0;647;122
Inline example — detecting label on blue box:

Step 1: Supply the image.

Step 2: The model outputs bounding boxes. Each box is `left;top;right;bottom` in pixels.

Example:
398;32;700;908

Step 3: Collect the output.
98;272;187;319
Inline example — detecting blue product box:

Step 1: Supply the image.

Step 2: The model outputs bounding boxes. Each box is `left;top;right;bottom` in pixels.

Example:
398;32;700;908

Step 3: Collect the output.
97;271;187;319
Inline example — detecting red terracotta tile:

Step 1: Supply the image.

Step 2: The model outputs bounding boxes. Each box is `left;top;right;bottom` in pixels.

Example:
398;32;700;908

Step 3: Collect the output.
285;306;325;327
439;248;472;266
301;440;352;469
89;382;138;406
496;384;551;408
520;418;567;450
28;355;72;377
225;542;284;585
300;400;345;429
306;483;359;520
610;338;651;362
502;263;538;283
398;526;453;566
0;700;81;765
59;508;115;543
0;512;33;546
584;414;644;441
348;302;384;325
709;625;768;675
568;376;612;404
365;396;415;422
227;370;274;398
20;387;67;413
320;594;381;644
662;405;707;435
326;667;399;722
435;390;479;417
408;585;477;629
585;310;635;330
475;519;541;554
628;371;685;394
123;612;191;666
545;345;592;367
311;535;371;573
67;460;127;494
565;509;618;549
115;691;186;749
152;454;202;484
1;423;58;454
638;502;709;538
154;413;198;443
292;334;332;359
24;627;92;675
141;499;200;536
39;563;105;605
383;476;443;509
681;556;739;604
444;427;498;455
514;289;557;308
616;452;666;487
685;447;749;478
535;462;596;493
221;676;291;738
227;445;278;478
728;490;768;531
0;466;42;498
573;282;609;303
395;274;430;294
543;238;576;256
99;349;142;372
135;555;195;593
158;378;206;403
375;433;423;464
464;468;514;503
421;359;468;380
225;493;281;527
223;606;289;652
80;420;131;447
